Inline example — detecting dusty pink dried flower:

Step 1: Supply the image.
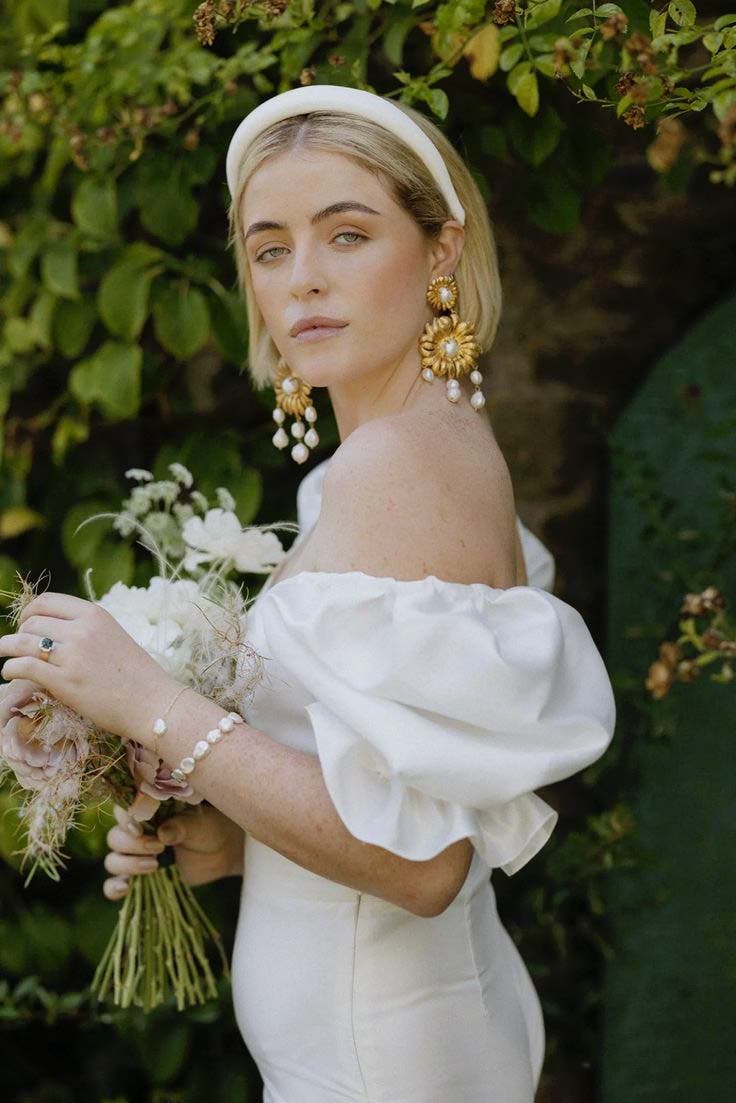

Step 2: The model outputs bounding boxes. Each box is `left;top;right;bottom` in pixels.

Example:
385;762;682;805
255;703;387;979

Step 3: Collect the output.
1;690;90;791
124;739;204;818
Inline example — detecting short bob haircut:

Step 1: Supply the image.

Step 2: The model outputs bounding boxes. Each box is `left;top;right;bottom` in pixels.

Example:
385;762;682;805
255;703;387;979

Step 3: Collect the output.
227;101;502;392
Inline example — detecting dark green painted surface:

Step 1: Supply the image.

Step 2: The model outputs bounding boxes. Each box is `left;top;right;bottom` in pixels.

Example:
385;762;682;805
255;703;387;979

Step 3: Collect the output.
601;291;736;1101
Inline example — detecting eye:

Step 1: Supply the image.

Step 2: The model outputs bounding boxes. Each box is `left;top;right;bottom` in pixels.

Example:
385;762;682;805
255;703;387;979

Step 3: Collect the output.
254;231;367;263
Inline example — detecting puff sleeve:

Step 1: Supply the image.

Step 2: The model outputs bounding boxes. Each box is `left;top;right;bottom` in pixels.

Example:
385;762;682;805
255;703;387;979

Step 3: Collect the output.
257;573;616;875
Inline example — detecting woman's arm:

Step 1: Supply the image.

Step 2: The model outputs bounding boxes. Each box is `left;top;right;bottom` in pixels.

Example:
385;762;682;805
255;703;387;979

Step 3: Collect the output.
122;688;468;918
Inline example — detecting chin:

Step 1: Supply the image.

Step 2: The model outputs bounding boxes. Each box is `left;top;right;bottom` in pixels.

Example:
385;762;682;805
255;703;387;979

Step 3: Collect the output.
290;360;344;389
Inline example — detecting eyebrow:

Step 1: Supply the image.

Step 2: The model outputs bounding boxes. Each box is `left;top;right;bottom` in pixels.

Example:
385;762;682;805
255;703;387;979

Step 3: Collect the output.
244;201;383;243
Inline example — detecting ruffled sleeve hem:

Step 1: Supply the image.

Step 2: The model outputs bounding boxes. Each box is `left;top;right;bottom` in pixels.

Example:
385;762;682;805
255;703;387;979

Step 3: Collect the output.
307;697;559;875
256;570;616;875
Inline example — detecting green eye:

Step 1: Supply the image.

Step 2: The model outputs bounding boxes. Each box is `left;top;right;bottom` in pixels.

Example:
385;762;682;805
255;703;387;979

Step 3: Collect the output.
255;231;367;263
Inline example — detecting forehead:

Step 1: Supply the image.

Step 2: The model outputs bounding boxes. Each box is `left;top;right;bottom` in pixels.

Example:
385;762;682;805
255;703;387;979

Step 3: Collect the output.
241;147;390;213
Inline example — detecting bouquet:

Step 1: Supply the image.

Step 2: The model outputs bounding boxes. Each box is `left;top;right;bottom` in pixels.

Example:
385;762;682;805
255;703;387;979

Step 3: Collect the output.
0;462;297;1011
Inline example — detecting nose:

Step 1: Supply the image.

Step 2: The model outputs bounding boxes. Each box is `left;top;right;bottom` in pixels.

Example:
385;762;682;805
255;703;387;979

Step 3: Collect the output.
288;243;327;299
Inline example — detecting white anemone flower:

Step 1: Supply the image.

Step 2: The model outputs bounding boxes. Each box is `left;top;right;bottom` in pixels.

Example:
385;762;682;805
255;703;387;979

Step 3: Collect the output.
181;510;285;574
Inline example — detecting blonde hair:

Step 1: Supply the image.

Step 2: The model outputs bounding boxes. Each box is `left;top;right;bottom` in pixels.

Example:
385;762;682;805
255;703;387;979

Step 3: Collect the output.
226;102;503;391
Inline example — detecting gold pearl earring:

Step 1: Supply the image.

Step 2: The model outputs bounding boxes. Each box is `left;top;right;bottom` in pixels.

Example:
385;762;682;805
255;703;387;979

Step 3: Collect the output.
418;274;485;410
271;357;320;464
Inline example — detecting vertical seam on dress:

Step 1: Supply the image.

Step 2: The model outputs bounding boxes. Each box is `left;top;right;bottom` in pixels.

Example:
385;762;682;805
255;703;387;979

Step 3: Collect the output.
350;891;371;1099
462;892;496;1029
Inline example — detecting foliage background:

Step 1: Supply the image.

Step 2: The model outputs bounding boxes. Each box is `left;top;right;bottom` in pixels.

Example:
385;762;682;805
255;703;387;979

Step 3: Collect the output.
1;0;734;1099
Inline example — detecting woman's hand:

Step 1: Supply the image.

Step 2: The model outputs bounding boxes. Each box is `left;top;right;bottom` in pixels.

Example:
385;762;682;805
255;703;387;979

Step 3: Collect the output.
0;592;183;744
103;799;245;900
0;678;41;728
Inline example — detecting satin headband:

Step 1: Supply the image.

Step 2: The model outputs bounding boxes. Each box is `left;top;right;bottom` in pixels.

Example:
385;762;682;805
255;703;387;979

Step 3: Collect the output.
225;84;466;226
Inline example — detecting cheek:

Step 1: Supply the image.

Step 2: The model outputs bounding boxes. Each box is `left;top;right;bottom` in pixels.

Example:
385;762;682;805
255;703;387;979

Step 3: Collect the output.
347;247;426;333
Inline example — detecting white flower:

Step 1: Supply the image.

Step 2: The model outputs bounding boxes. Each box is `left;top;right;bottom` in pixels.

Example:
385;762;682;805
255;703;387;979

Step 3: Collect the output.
168;462;194;488
215;486;236;512
181;511;285;574
125;468;154;482
97;577;227;681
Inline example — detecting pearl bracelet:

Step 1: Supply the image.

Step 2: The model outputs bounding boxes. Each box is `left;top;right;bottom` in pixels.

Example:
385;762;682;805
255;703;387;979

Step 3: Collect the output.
151;710;245;783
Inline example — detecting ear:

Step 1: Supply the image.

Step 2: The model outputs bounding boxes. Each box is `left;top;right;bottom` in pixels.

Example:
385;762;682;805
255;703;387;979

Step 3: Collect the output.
428;219;465;278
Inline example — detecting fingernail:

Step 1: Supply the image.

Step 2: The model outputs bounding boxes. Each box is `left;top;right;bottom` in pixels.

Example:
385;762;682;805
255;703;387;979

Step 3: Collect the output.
141;857;159;871
125;818;143;837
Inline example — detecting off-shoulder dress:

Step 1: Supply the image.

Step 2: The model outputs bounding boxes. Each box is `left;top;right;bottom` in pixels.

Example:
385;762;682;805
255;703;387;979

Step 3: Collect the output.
230;457;616;1103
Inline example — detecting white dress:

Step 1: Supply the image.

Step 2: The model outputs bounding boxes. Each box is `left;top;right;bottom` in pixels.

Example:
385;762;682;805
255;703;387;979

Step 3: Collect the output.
231;458;616;1103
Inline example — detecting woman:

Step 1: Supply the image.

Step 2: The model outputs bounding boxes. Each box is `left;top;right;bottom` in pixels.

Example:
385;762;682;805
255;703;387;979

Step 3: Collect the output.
0;86;616;1101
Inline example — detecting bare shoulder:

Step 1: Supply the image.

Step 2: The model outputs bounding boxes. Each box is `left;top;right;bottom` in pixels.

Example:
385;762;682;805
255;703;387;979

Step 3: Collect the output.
303;409;524;589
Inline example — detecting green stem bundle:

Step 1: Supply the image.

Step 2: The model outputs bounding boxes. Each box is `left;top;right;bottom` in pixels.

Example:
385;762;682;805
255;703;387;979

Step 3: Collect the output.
91;865;230;1012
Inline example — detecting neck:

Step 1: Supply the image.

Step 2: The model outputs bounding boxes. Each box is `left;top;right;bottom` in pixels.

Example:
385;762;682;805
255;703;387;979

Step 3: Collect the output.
326;349;476;441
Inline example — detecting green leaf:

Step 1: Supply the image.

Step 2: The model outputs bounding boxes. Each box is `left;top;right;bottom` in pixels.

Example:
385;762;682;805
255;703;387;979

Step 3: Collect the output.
514;71;540;117
500;42;525;72
713;89;736;121
506;104;564;166
383;13;415;67
527;171;582;233
570;36;593;80
84;538;135;597
136;1019;191;1085
668;0;695;28
61;499;112;568
7;214;49;280
596;3;624;16
98;260;161;341
69;340;142;420
616;93;633;117
534;53;559;78
650;9;667;37
4;317;37;354
134;159;198;247
51;413;90;466
28;289;56;350
152;283;210;360
40;239;79;299
526;0;562;29
71;178;119;242
714;14;736;31
479;124;510;161
419;86;449;119
53;298;97;359
230;467;263;524
507;59;533;95
209;289;249;365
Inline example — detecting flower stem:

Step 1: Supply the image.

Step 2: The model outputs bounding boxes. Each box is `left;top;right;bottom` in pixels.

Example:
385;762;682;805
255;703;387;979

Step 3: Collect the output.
90;864;228;1012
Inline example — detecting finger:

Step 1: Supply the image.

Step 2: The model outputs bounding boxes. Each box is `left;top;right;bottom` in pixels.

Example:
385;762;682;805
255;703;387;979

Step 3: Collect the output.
15;615;71;639
0;632;65;659
106;824;165;856
18;592;88;626
0;655;65;690
103;876;130;901
104;851;161;877
156;818;184;845
113;802;143;836
0;679;44;725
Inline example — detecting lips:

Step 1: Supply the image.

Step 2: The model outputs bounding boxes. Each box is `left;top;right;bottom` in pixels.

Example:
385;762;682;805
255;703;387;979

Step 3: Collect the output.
290;317;348;337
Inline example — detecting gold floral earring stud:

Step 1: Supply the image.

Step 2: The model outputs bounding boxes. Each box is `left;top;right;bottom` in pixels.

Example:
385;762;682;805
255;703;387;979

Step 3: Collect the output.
418;274;485;410
271;357;319;465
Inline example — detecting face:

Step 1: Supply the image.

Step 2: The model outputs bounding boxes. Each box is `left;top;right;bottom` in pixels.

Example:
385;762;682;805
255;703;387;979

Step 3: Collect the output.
240;147;463;391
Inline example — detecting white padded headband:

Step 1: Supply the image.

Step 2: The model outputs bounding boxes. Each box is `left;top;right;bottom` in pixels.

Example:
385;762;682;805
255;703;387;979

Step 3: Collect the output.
225;84;465;226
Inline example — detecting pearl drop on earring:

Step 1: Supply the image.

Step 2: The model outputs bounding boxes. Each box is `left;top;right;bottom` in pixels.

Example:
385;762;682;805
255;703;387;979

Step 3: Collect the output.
271;360;320;464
